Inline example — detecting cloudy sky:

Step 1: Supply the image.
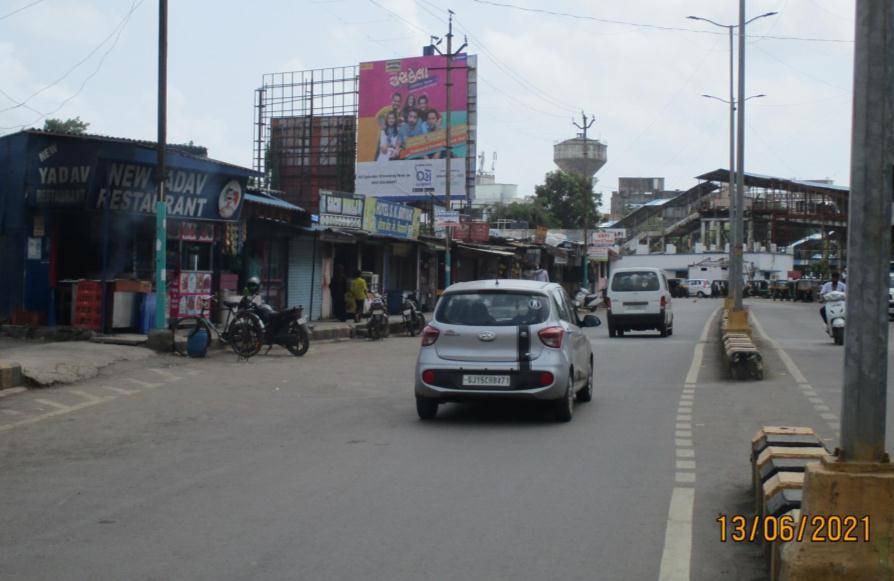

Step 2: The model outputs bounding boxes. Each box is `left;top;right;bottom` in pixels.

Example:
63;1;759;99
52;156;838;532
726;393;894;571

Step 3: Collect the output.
0;0;855;204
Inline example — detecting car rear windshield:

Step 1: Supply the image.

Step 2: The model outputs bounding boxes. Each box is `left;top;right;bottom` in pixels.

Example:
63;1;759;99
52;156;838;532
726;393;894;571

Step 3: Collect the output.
612;271;660;292
436;292;550;326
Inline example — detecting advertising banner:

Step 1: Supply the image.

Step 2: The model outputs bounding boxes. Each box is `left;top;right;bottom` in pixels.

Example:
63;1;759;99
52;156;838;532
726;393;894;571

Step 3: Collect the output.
363;197;421;239
355;55;469;200
319;190;365;229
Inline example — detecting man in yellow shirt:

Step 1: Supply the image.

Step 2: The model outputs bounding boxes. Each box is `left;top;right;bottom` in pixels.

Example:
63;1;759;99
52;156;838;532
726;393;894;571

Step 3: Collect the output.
350;270;368;322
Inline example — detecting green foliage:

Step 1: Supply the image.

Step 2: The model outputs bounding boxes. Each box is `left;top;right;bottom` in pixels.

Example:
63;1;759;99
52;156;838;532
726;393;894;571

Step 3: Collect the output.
533;171;602;229
43;117;89;134
488;198;561;228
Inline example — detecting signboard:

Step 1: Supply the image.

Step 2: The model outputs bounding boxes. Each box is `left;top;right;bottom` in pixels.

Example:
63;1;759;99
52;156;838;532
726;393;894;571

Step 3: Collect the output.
435;208;460;227
319;190;365;229
90;161;245;221
451;220;490;243
588;246;609;261
591;231;615;246
363;197;421;239
355;55;470;200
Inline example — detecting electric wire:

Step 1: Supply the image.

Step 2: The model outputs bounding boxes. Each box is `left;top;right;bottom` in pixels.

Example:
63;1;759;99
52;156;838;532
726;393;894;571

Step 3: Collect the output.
0;0;48;21
469;0;854;44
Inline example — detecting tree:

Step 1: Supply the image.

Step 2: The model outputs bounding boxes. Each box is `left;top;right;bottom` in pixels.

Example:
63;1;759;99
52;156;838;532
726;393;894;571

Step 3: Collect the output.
488;198;561;228
43;117;89;134
533;170;601;229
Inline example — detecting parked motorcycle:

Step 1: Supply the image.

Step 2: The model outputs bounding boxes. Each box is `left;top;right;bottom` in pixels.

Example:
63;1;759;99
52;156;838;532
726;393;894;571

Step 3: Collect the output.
236;296;311;356
401;293;426;336
821;290;846;345
366;293;390;340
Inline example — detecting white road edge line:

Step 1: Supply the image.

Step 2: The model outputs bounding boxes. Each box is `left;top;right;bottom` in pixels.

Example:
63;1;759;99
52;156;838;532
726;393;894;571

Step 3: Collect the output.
658;487;696;581
749;311;809;385
658;306;719;581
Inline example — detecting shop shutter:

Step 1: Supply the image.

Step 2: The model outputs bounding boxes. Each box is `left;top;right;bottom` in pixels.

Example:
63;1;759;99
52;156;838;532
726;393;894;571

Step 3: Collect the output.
287;236;322;320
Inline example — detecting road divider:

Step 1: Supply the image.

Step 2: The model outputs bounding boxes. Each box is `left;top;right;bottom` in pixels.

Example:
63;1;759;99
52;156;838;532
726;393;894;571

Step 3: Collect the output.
748;426;831;580
719;308;763;380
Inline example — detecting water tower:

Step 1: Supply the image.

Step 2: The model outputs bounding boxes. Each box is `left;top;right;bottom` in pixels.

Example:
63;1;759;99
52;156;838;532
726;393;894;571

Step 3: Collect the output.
553;112;607;179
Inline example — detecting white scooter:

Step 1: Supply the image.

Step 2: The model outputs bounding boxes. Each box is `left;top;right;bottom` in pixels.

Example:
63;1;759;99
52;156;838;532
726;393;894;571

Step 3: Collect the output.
821;290;847;345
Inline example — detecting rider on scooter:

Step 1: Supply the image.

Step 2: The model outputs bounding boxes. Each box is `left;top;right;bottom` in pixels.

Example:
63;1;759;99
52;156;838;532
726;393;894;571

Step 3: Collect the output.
819;271;847;324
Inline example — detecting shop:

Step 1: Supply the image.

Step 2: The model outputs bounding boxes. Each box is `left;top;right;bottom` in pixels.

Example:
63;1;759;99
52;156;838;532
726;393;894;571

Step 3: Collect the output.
0;130;258;331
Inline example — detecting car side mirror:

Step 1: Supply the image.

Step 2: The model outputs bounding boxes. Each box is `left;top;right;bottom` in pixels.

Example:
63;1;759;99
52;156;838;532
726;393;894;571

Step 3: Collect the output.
582;314;601;328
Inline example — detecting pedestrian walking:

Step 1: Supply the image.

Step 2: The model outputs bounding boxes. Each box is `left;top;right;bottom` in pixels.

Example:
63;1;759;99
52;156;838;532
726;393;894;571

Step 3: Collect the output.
350;270;368;323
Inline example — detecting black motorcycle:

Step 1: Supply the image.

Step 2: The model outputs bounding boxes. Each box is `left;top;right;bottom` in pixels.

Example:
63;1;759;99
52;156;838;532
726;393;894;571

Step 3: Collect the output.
401;293;426;336
366;293;390;340
235;296;311;356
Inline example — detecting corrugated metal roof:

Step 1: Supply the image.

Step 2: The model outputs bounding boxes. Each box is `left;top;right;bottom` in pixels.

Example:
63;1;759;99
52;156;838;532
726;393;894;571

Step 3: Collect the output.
244;193;305;213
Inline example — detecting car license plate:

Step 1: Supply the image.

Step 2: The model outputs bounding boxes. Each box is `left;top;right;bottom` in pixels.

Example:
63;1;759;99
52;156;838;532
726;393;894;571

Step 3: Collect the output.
297;317;307;325
402;309;412;316
372;309;384;315
463;374;511;387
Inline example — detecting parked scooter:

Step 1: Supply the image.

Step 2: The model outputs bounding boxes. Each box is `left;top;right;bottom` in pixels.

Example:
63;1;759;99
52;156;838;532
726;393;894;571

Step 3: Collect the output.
401;293;426;336
366;293;390;340
821;290;847;345
237;294;311;356
573;287;602;312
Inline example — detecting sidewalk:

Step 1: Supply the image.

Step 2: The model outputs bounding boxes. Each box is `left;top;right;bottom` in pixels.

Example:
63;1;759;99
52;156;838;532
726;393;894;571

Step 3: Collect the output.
0;337;156;387
311;312;432;340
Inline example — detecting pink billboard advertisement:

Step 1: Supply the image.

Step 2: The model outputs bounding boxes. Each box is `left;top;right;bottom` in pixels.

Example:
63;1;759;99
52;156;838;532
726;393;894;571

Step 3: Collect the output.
355;54;470;199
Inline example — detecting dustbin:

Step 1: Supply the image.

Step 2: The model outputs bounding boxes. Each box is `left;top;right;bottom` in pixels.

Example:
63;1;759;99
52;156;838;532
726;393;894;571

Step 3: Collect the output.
139;293;156;334
386;290;403;315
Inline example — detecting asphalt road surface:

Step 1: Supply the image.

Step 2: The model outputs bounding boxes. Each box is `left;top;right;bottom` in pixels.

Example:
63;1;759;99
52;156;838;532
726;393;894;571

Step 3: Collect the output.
1;298;889;580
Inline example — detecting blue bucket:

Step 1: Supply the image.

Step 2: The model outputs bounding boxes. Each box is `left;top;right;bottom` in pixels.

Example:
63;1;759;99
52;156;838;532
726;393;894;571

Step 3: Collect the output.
187;328;210;358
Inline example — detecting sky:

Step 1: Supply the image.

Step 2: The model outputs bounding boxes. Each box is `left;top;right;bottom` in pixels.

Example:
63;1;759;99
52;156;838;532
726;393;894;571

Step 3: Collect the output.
0;0;856;206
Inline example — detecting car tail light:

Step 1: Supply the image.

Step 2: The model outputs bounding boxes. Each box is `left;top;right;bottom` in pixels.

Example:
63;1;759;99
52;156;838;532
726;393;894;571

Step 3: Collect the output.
421;325;440;346
605;297;611;310
660;295;667;309
538;326;565;348
538;371;554;386
422;369;436;384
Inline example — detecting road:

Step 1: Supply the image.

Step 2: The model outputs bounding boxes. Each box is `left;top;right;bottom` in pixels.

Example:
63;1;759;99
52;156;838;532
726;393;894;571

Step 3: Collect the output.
0;298;890;580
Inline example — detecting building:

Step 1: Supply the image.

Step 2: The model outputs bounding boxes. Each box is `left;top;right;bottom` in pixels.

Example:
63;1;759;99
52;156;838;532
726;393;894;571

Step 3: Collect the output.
610;177;681;221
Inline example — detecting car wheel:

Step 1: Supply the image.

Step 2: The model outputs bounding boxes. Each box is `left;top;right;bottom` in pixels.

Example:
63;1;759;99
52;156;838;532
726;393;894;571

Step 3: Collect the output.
659;321;668;337
617;328;625;337
697;291;706;298
555;376;574;422
608;323;616;338
576;360;594;403
416;396;439;420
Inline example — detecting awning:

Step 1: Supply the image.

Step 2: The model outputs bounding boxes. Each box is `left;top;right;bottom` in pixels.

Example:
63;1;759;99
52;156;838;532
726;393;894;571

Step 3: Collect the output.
455;243;516;257
245;193;305;213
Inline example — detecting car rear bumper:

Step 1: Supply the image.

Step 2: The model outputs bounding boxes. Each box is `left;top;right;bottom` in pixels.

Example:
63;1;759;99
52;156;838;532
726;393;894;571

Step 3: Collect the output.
414;361;570;401
608;312;665;330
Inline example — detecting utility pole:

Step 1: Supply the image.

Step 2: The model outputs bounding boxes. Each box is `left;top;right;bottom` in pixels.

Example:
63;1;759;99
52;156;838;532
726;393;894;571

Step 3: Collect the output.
435;11;466;288
573;111;596;290
154;0;167;330
841;0;892;463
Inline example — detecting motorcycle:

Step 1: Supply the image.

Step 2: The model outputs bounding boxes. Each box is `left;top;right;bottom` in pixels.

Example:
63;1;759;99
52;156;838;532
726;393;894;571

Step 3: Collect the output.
401;293;426;336
366;293;390;340
821;290;846;345
236;295;311;356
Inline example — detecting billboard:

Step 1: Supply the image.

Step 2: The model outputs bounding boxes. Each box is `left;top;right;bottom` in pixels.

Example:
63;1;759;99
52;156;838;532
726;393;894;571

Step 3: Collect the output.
363;197;422;239
319;190;365;229
355;55;471;200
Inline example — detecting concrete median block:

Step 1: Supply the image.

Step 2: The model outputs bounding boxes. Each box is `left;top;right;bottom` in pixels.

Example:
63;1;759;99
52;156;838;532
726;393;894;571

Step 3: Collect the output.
0;361;23;389
771;509;801;581
765;487;803;518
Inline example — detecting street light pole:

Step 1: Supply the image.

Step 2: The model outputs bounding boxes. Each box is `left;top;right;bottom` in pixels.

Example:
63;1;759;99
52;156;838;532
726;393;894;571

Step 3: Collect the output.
154;0;167;330
841;0;892;463
734;0;747;310
688;10;775;309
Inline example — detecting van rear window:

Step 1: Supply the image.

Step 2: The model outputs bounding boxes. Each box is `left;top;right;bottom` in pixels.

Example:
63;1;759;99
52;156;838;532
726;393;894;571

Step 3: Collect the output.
611;271;660;292
436;292;549;326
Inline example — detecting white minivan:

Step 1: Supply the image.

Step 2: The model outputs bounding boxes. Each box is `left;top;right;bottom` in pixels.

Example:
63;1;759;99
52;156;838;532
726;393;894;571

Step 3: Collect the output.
686;279;712;298
606;267;674;338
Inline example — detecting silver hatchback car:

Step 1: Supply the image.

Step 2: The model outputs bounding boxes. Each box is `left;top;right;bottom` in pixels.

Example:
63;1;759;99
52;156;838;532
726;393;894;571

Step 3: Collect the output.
414;280;597;422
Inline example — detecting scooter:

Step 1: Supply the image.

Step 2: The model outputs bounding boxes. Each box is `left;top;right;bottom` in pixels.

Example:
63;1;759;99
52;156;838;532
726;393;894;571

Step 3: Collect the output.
366;293;390;340
573;288;602;312
821;290;846;345
401;293;426;336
